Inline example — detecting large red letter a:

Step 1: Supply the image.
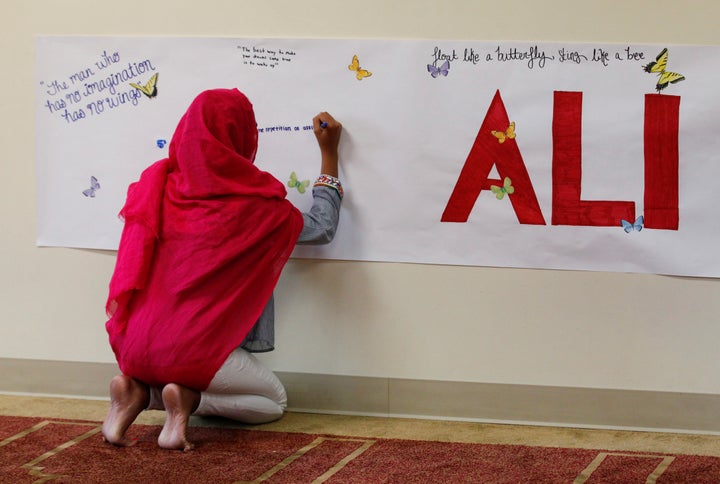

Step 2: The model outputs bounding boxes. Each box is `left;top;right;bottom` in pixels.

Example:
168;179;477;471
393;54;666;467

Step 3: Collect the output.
441;90;545;224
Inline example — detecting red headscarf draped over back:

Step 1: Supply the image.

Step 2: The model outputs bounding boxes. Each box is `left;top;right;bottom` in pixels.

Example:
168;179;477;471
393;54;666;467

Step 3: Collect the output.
106;89;303;390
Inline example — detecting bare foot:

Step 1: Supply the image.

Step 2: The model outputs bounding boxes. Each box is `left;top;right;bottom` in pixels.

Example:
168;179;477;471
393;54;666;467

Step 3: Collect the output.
158;383;200;451
101;375;149;446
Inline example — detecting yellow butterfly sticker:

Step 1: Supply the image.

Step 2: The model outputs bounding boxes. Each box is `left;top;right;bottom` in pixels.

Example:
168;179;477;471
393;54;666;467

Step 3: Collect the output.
348;55;372;81
643;48;685;93
491;122;516;144
130;73;159;98
490;177;514;200
288;171;310;194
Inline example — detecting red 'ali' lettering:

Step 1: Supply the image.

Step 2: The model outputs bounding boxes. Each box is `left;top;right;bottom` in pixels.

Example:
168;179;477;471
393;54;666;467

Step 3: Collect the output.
441;90;680;231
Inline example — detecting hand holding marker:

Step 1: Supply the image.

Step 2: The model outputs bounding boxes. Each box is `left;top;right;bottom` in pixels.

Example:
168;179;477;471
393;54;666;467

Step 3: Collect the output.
313;112;341;178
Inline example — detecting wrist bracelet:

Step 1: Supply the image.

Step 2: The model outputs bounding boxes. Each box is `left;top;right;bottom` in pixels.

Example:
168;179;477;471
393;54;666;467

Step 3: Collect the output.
314;174;344;198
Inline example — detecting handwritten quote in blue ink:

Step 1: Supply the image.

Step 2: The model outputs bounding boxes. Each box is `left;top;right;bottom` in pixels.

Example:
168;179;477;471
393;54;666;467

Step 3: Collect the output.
40;50;158;124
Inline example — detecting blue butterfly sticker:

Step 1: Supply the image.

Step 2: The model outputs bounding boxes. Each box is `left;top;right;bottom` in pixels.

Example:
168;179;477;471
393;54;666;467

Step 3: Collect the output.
427;60;450;78
82;176;100;198
156;139;167;148
621;215;644;233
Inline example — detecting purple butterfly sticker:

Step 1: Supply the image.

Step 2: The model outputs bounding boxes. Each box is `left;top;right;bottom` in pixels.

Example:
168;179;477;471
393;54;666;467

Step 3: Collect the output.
427;60;450;78
82;176;100;198
156;139;167;148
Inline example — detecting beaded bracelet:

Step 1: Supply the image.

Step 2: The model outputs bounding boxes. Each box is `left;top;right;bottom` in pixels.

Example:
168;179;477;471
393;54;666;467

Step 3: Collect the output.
314;174;344;199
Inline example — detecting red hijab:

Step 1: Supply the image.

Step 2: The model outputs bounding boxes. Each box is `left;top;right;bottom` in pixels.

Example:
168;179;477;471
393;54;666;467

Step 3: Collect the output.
106;89;303;390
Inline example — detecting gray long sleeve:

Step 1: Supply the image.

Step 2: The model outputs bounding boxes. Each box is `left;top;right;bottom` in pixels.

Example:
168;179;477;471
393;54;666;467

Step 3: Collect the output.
297;186;342;245
241;184;342;352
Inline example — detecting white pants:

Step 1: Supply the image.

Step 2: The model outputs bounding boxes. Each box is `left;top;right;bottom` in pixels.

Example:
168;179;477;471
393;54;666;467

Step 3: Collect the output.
148;347;287;424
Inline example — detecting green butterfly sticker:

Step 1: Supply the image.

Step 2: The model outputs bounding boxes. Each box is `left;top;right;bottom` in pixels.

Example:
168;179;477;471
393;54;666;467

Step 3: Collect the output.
490;177;514;200
288;171;310;194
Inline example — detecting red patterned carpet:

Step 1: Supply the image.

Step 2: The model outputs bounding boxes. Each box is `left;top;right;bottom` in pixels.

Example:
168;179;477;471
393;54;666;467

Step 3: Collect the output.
2;415;720;483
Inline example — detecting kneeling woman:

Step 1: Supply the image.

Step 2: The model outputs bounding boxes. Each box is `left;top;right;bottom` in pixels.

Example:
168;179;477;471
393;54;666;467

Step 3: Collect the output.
102;88;344;451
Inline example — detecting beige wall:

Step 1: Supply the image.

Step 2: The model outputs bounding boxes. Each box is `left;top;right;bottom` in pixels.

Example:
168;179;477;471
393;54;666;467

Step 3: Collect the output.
2;0;719;394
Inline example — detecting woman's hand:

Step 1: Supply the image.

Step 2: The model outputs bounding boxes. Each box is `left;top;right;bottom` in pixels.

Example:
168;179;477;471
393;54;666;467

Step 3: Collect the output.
313;112;342;178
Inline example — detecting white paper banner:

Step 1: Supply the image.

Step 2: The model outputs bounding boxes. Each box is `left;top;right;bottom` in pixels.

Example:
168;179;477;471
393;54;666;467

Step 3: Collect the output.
35;36;720;277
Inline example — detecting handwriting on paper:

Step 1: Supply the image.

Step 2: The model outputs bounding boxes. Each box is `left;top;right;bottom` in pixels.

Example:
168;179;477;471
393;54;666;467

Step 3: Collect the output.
258;124;314;134
236;44;296;69
432;45;646;69
39;50;157;124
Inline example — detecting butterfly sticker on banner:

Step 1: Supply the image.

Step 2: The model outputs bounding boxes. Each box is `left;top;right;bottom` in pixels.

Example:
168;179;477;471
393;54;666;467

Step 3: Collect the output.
82;176;101;198
156;139;167;148
491;122;516;144
427;60;450;78
288;171;310;194
130;72;159;98
643;48;685;93
490;177;514;200
621;215;644;233
348;55;372;80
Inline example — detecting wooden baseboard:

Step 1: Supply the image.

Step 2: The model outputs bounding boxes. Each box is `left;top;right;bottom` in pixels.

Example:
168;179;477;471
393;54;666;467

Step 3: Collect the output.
2;358;718;433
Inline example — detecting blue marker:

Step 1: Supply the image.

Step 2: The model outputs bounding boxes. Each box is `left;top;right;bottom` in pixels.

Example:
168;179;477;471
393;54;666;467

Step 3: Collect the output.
320;121;328;129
